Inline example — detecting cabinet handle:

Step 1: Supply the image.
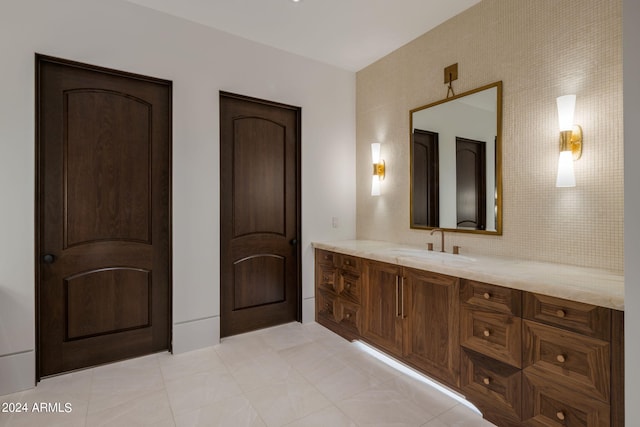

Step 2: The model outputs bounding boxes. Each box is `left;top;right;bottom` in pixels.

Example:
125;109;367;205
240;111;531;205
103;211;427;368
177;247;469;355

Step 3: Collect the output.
556;309;566;318
483;329;491;337
345;312;352;319
483;292;491;300
345;282;352;291
395;276;400;317
483;377;491;385
556;411;566;421
556;354;566;363
401;277;406;319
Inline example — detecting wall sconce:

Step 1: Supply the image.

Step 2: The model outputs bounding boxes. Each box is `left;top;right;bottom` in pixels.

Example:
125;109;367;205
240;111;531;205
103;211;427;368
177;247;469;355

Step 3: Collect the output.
555;95;583;187
371;142;385;196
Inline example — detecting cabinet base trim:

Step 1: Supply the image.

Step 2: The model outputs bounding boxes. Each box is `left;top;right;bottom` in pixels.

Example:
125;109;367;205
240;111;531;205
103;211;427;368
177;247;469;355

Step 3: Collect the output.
352;340;481;415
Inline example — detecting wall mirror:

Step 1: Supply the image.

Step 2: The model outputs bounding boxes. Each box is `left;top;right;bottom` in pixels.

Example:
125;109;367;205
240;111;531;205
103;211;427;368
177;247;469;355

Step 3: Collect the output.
410;81;502;234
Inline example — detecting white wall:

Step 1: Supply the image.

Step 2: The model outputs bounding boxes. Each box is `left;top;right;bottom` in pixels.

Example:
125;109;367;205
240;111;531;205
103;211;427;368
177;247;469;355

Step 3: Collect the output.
0;0;356;395
623;0;639;421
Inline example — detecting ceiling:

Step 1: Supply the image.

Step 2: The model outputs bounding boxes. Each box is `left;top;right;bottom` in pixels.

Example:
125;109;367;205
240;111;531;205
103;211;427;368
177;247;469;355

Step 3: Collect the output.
123;0;480;71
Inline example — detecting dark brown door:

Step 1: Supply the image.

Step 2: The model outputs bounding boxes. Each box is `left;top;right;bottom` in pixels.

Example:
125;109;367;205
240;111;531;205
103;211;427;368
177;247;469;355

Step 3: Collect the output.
220;92;301;337
456;137;486;230
36;55;172;378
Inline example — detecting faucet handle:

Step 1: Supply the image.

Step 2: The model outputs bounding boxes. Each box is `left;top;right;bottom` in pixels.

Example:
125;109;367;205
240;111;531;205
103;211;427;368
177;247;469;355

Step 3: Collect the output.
453;245;460;255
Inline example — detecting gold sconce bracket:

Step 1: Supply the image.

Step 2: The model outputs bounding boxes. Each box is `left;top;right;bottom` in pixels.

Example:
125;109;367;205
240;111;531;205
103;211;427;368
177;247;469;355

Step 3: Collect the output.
444;63;458;98
559;125;583;160
373;160;386;179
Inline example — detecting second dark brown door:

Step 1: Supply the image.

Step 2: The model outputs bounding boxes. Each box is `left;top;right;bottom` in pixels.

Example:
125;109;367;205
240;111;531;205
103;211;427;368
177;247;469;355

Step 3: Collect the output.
220;92;301;337
36;55;172;377
456;137;486;230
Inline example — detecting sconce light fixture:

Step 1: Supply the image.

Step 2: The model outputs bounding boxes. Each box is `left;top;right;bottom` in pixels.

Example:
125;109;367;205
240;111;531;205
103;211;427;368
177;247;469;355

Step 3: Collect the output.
555;95;583;187
371;142;385;196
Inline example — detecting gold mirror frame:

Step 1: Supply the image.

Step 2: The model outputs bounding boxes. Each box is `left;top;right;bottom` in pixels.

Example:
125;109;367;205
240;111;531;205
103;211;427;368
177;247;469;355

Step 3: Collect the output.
409;81;503;235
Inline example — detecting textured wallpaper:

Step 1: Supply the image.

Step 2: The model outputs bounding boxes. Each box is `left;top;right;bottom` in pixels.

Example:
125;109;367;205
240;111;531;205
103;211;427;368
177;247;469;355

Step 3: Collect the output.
356;0;623;272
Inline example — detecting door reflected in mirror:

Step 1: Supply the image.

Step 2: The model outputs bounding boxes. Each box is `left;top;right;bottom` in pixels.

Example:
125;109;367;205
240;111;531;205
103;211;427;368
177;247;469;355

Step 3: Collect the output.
410;81;502;234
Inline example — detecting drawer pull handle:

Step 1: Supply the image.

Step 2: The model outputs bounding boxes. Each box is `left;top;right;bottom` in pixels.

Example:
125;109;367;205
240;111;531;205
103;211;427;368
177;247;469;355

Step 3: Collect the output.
483;292;491;300
556;309;566;318
556;354;566;363
483;329;491;337
556;411;566;421
395;276;400;318
344;260;351;266
482;377;491;385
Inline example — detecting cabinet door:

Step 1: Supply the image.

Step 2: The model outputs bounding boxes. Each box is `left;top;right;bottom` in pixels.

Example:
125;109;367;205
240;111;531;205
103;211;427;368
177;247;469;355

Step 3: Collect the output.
403;267;460;388
362;261;403;356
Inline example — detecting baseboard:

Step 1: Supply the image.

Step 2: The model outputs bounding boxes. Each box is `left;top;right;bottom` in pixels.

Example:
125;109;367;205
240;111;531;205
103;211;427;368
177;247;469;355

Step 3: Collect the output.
172;316;220;354
0;351;35;396
302;297;315;323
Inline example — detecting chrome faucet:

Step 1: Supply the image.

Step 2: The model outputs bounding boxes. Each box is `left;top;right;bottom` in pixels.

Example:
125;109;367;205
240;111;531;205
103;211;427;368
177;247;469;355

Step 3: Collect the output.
430;228;446;252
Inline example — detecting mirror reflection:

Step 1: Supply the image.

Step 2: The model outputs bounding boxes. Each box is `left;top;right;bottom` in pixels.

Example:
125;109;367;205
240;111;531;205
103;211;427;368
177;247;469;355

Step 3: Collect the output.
410;82;502;234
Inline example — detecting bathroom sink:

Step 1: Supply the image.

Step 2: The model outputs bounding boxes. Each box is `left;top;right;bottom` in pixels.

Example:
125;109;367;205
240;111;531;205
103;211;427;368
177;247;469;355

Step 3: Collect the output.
388;248;476;262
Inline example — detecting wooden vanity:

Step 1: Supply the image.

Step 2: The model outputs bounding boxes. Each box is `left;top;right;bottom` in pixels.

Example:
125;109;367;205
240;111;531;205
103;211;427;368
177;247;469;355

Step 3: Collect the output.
314;243;624;427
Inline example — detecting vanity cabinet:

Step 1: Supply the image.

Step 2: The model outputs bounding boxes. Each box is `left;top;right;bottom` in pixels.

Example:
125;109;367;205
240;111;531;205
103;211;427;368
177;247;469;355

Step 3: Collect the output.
521;293;619;427
313;248;624;427
361;260;461;386
315;249;363;340
403;267;460;387
361;260;403;356
460;280;523;425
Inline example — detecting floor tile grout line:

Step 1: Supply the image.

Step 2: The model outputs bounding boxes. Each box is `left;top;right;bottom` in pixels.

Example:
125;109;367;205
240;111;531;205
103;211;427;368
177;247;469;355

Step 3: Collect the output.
212;341;270;427
219;326;359;426
82;367;94;427
156;355;178;426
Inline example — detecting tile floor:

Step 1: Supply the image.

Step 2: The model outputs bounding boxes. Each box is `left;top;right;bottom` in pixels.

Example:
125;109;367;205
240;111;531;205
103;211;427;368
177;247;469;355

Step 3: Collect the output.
0;322;496;427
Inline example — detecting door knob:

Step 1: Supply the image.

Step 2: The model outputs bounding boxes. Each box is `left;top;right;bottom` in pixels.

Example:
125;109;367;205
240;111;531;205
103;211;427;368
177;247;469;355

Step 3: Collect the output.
290;239;298;245
42;254;56;264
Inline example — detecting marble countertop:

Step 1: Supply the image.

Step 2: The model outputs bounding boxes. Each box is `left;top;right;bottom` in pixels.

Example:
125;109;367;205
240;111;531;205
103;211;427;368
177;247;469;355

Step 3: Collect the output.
312;240;624;311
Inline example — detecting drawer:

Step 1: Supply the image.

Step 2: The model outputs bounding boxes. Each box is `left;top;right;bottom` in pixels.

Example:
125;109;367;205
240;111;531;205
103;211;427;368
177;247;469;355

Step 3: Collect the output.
316;289;338;324
461;280;522;316
523;293;610;340
338;299;362;336
339;271;361;303
523;320;610;403
316;249;336;266
316;263;339;294
461;349;522;423
522;370;610;427
339;254;361;272
461;306;522;368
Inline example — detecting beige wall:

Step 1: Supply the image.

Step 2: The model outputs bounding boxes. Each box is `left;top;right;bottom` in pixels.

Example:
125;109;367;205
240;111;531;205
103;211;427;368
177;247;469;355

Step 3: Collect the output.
356;0;623;272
